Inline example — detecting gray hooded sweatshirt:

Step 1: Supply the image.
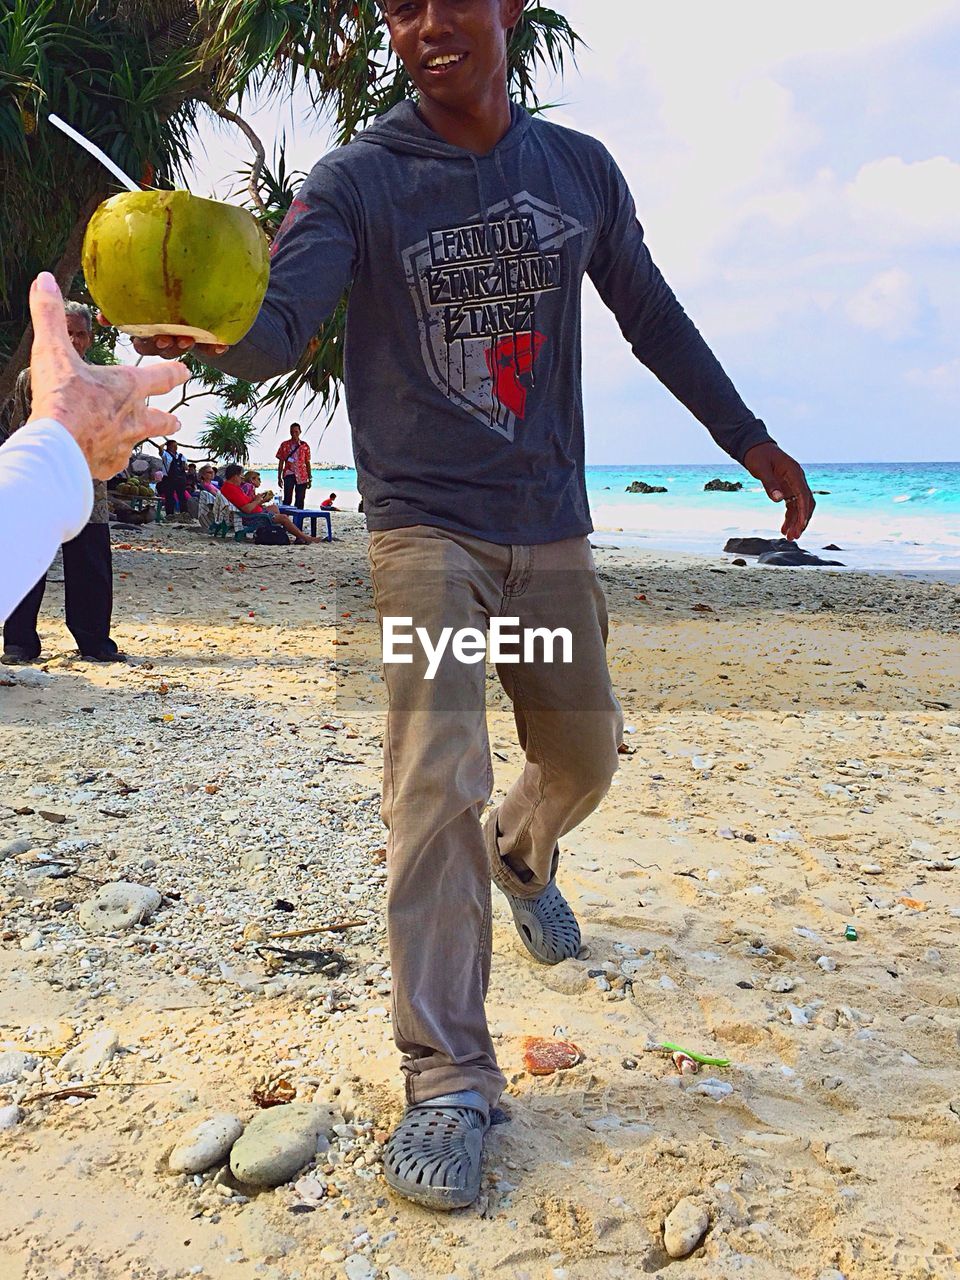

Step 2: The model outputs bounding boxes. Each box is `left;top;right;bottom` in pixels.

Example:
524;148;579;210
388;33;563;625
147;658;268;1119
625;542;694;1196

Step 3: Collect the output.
211;102;774;544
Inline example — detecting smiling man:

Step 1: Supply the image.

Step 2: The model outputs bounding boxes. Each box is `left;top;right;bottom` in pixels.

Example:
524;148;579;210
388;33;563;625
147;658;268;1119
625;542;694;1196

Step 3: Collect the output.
135;0;814;1210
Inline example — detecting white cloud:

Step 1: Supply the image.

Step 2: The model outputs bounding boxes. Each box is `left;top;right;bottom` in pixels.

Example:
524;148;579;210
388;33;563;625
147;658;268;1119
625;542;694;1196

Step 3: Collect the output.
845;156;960;245
906;357;960;393
563;0;960;79
846;269;922;340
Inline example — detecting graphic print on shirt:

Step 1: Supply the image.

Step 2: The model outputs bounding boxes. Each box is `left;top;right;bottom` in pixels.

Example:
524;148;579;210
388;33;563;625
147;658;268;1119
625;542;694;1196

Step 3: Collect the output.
402;192;585;441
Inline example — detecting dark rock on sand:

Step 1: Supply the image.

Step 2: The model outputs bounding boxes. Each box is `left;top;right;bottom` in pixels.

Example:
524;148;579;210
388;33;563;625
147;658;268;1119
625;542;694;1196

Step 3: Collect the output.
723;537;844;567
626;480;668;494
823;544;843;551
705;478;743;492
758;546;845;567
724;537;794;556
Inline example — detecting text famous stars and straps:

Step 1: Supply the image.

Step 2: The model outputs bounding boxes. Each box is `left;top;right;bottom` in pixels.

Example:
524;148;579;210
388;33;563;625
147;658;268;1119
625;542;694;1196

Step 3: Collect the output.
403;192;585;440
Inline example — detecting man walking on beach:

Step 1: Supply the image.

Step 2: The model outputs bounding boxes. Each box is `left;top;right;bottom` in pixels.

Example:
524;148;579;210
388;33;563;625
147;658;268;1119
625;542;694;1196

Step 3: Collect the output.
132;0;814;1210
3;301;124;665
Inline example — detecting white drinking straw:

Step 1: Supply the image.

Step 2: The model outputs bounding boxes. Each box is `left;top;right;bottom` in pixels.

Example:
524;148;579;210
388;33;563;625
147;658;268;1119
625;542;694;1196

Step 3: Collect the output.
48;113;140;193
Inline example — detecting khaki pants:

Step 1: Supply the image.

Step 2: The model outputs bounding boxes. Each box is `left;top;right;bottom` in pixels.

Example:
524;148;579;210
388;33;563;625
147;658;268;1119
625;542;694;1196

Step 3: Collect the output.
368;526;623;1107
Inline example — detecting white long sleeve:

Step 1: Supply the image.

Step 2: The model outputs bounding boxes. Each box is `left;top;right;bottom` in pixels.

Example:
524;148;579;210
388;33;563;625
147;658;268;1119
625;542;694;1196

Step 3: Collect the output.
0;418;93;622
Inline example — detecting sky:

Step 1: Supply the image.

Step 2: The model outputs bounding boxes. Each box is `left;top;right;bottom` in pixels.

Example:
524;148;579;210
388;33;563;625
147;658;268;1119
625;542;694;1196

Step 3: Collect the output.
159;0;960;466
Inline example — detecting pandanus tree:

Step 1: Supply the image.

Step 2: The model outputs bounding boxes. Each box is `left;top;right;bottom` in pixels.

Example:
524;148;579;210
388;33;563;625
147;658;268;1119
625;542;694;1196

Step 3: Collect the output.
0;0;581;425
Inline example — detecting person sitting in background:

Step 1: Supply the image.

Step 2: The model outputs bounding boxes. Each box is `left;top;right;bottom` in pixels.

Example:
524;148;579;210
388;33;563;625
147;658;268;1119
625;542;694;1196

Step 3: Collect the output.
240;470;273;501
197;465;219;494
185;462;198;492
320;492;339;510
219;463;320;545
276;422;311;509
0;272;187;621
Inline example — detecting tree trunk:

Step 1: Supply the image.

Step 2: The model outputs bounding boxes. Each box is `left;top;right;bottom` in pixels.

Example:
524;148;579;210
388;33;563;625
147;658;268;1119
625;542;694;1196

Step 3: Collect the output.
0;189;106;401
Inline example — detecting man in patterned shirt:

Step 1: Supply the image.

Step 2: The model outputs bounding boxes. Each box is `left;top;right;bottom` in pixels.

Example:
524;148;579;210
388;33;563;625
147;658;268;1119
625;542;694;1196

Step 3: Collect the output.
2;302;123;665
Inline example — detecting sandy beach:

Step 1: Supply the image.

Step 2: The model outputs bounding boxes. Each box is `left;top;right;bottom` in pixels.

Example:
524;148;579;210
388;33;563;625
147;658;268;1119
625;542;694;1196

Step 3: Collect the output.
1;515;959;1280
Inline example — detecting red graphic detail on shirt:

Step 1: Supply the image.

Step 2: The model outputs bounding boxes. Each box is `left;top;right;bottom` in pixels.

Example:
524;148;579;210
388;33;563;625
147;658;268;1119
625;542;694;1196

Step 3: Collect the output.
271;198;311;256
484;332;547;419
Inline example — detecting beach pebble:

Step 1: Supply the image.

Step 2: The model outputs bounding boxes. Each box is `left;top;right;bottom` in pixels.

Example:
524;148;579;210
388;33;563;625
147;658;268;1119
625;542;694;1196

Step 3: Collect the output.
787;1004;813;1027
168;1114;244;1174
240;848;269;873
817;956;837;972
859;864;883;876
77;881;161;932
767;976;796;993
19;930;43;951
0;1104;23;1130
0;838;34;859
344;1257;376;1280
663;1196;710;1258
58;1027;119;1077
319;1245;346;1263
229;1102;342;1188
0;1051;37;1084
293;1173;328;1204
689;1078;733;1101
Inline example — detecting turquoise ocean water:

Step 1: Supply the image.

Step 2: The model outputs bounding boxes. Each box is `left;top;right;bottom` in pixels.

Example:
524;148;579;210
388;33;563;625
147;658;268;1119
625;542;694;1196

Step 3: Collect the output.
263;461;960;573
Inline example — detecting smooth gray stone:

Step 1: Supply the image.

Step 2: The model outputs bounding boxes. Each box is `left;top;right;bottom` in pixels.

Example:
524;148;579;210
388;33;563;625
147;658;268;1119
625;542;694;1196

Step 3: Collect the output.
229;1102;343;1188
169;1113;244;1174
664;1197;710;1258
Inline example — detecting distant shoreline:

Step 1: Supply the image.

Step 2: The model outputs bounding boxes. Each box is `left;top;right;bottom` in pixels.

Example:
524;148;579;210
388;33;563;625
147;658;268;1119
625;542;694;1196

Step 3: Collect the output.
242;460;960;573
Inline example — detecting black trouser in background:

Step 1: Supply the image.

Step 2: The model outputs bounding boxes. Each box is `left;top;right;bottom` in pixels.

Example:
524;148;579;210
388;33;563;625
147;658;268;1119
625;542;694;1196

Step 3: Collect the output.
282;475;308;508
163;478;190;515
3;523;115;658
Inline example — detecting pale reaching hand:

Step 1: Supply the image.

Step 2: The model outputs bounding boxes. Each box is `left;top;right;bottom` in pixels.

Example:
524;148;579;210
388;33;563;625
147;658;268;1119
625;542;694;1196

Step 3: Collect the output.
27;273;190;479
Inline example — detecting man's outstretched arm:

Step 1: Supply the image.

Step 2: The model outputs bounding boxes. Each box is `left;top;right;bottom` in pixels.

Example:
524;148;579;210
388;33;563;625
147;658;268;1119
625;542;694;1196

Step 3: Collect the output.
587;151;814;538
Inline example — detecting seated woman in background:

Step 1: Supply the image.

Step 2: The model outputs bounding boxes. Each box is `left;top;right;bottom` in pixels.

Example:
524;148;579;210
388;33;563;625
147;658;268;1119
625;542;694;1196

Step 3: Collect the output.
197;465;220;494
219;464;321;545
240;469;262;498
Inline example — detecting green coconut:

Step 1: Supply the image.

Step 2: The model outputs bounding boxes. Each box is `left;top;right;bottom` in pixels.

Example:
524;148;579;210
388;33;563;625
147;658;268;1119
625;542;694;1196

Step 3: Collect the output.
82;190;270;346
